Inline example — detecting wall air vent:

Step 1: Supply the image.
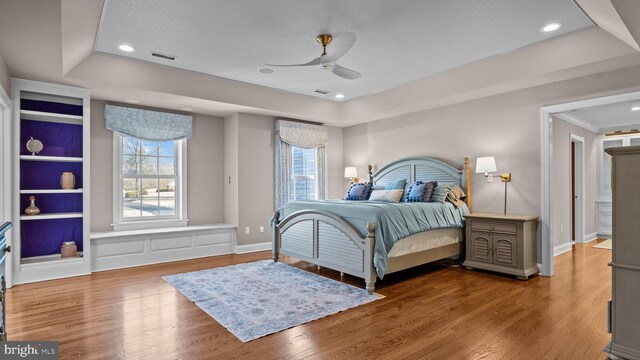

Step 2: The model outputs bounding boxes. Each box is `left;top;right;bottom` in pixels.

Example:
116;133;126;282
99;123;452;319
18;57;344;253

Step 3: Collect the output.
314;89;330;95
150;51;177;61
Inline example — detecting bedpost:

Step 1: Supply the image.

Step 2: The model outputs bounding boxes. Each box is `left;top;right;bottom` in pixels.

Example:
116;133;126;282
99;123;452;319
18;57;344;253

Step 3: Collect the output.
365;222;377;294
464;157;473;213
368;165;373;183
272;210;281;262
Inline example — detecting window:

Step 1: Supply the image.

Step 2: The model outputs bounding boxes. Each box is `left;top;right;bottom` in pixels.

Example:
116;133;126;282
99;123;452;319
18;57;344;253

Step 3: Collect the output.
113;134;187;230
291;146;317;200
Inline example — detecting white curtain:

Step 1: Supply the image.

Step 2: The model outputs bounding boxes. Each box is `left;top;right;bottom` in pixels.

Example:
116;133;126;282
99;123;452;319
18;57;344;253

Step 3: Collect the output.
275;120;328;208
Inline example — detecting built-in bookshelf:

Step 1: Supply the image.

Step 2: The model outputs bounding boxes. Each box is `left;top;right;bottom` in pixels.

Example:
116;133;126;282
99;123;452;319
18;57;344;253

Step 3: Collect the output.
11;79;90;284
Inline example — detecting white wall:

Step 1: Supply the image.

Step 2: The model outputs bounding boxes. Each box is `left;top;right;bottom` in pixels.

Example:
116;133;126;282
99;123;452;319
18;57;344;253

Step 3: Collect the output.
551;116;598;248
90;100;226;231
0;52;9;95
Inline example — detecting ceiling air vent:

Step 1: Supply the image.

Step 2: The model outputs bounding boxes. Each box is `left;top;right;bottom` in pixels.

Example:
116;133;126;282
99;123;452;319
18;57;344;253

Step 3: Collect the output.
150;51;177;61
314;89;330;95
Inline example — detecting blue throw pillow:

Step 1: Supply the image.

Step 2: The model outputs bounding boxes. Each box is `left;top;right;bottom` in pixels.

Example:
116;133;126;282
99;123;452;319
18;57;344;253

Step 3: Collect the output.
406;181;438;202
385;179;407;190
429;183;455;203
345;182;373;200
406;181;426;202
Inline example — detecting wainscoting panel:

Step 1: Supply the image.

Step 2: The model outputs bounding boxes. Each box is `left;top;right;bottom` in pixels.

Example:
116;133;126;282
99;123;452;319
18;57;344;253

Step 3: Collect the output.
91;225;236;272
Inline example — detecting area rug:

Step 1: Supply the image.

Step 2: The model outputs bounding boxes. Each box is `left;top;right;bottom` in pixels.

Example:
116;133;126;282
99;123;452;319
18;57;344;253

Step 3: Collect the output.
162;260;383;342
592;239;612;250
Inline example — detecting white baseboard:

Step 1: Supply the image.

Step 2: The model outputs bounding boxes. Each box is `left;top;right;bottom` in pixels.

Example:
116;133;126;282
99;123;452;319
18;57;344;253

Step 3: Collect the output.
584;232;598;243
597;233;612;239
554;241;574;256
235;242;271;254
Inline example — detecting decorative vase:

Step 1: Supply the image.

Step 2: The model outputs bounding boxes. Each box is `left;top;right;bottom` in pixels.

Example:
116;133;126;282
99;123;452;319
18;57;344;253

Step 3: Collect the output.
61;241;77;258
60;172;76;190
24;195;40;215
26;137;44;155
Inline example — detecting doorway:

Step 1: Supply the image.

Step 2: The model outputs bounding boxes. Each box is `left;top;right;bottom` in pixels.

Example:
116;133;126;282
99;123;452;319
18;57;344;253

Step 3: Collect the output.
570;135;584;244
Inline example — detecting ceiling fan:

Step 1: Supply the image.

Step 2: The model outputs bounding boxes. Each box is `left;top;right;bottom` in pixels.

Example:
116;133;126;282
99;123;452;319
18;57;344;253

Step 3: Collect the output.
266;33;361;80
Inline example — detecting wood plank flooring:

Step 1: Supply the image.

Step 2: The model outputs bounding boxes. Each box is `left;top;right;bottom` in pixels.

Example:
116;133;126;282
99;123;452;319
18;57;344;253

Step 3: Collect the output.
7;241;612;360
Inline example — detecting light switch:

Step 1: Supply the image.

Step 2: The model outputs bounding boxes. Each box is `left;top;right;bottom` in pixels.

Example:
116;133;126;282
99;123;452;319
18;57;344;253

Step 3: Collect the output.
259;226;264;233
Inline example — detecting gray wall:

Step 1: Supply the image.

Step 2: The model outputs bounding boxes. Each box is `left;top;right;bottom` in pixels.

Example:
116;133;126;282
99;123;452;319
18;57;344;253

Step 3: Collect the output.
227;113;344;246
343;64;640;261
551;116;597;248
0;52;9;95
90;100;226;231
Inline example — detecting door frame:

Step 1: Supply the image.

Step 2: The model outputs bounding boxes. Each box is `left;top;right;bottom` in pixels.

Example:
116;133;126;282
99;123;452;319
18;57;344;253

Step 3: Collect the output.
540;89;640;276
0;84;12;287
570;134;585;245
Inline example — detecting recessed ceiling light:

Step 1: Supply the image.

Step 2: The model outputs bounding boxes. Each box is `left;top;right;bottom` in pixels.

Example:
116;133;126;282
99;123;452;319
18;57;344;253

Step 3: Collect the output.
118;44;135;52
258;67;274;74
180;107;193;112
631;106;640;111
335;93;345;99
541;22;563;33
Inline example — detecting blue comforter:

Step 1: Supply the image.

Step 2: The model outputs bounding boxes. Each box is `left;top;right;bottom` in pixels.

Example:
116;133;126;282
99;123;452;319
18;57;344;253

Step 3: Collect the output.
275;200;468;278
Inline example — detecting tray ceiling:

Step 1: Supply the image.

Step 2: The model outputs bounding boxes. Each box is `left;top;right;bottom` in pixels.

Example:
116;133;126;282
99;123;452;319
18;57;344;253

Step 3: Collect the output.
95;0;593;101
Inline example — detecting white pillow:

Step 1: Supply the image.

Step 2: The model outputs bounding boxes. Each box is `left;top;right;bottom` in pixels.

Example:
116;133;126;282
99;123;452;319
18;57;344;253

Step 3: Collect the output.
369;189;404;202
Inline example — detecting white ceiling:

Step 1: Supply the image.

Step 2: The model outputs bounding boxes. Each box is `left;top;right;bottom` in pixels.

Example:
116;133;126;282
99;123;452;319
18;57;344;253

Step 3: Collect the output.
95;0;593;102
564;99;640;130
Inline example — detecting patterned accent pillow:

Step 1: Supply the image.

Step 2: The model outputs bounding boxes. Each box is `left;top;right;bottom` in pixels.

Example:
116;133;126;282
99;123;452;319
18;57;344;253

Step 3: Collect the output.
429;183;455;203
344;182;373;200
369;189;404;202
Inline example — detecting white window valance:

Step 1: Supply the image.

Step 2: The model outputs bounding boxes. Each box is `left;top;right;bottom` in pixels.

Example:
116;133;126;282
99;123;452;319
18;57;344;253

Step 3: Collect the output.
105;104;193;141
275;119;327;148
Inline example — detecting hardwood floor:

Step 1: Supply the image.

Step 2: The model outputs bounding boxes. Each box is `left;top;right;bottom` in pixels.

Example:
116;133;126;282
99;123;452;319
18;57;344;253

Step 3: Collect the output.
7;242;612;360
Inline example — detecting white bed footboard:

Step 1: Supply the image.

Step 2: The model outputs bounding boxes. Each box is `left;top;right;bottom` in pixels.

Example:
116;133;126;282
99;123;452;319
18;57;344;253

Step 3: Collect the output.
272;209;377;293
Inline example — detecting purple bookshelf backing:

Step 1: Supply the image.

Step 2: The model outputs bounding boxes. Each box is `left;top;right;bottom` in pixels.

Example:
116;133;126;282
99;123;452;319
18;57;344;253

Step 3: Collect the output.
20;120;82;157
20;193;82;214
21;99;83;116
20;218;83;258
20;162;83;190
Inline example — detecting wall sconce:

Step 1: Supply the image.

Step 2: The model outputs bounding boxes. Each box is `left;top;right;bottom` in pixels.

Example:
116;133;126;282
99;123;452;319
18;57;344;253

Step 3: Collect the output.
475;156;512;215
344;167;359;184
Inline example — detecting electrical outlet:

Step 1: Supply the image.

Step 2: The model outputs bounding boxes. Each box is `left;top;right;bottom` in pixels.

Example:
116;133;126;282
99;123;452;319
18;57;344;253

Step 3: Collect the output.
259;226;264;233
245;227;250;235
560;225;564;234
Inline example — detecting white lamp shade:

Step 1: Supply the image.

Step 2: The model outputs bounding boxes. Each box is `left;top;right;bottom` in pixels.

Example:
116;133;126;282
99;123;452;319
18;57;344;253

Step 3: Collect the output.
476;156;497;173
344;167;358;178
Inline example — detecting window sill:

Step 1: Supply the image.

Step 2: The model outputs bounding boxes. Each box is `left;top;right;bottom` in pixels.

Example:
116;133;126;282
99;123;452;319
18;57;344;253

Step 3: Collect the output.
111;219;189;232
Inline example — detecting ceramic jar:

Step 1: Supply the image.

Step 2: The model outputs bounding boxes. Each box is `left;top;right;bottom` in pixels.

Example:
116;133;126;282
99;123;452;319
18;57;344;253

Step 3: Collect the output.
24;195;40;215
60;172;76;190
61;241;77;258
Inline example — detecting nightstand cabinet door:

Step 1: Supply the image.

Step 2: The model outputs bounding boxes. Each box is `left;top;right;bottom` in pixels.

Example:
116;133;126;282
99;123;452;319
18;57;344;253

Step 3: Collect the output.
470;232;493;264
493;234;517;268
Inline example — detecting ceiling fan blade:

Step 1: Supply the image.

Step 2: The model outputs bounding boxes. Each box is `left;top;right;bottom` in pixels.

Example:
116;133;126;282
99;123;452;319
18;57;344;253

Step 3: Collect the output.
332;62;361;80
265;56;322;67
322;32;357;63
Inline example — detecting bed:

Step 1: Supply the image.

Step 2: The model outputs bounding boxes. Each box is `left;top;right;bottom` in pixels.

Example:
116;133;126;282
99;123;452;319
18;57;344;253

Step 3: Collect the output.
272;157;473;293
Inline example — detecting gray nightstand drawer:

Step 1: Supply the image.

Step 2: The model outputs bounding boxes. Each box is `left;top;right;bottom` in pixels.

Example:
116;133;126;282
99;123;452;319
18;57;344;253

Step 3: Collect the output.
471;221;517;234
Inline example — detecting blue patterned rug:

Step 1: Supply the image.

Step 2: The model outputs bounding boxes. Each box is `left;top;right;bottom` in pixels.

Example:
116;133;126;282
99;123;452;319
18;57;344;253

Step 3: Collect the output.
163;260;384;342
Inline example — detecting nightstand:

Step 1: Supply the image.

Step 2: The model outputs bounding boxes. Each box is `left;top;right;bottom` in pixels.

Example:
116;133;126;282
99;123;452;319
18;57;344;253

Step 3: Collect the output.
463;213;539;280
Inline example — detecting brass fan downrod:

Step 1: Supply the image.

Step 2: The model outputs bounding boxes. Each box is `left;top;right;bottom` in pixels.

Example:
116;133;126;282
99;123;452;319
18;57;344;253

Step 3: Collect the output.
316;34;333;56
